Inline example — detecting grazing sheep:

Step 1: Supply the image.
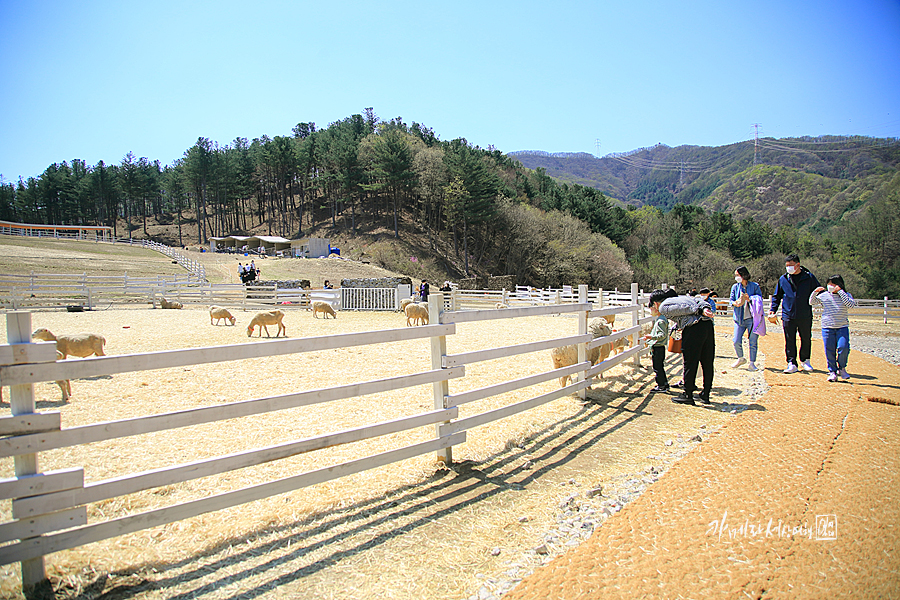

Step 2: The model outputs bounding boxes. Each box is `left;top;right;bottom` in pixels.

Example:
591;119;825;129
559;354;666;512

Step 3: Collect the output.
495;302;510;309
310;301;337;319
550;319;619;387
399;297;415;312
160;298;184;309
209;305;237;326
0;350;70;403
404;303;429;326
247;310;286;337
32;328;106;359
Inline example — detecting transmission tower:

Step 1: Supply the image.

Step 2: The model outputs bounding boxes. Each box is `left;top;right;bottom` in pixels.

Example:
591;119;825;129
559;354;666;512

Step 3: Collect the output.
595;138;601;156
751;123;761;165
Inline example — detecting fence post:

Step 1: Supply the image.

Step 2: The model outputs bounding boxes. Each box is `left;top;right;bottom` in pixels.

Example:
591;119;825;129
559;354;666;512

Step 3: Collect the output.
6;312;48;592
631;283;641;366
598;288;604;309
428;293;452;464
577;285;589;400
886;296;889;325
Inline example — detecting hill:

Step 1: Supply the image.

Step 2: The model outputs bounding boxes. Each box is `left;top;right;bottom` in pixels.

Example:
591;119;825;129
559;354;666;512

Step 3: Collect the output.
509;136;900;230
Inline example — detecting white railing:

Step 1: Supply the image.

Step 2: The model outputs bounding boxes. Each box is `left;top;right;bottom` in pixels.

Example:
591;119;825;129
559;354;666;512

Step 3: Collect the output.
716;295;900;324
0;285;651;593
139;240;206;281
341;288;397;311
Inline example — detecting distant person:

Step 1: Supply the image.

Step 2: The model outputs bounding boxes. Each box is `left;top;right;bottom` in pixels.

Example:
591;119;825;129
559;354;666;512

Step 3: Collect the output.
730;266;764;372
770;253;820;373
810;275;857;382
440;281;452;292
643;289;672;393
324;280;333;289
420;280;430;302
658;289;716;405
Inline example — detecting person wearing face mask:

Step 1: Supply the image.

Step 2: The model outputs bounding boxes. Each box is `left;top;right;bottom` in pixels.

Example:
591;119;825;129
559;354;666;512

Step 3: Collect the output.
769;253;820;374
810;275;857;382
730;266;764;371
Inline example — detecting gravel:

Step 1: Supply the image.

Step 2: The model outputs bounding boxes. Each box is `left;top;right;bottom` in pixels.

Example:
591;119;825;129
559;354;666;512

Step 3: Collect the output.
849;335;900;366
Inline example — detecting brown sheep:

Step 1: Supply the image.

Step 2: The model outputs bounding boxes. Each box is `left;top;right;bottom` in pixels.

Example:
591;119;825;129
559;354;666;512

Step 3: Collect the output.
310;301;337;319
404;303;429;326
32;328;106;359
160;298;184;309
550;319;619;387
247;310;286;337
209;305;237;325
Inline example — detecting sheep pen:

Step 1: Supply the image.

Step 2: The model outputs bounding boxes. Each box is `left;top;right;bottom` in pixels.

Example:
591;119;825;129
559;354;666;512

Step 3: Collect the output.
0;306;747;600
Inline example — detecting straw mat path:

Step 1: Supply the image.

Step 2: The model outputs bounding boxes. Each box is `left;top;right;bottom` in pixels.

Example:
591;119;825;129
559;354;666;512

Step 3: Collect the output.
506;332;900;599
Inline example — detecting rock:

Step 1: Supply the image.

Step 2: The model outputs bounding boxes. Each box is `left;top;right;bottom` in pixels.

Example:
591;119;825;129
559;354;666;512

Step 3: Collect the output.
665;439;673;446
559;493;578;509
690;434;703;442
518;516;529;523
490;547;501;556
585;486;604;498
534;544;549;555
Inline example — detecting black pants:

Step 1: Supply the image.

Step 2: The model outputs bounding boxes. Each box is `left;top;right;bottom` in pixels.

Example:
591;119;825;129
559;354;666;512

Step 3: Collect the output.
783;317;813;365
681;319;715;399
652;345;668;388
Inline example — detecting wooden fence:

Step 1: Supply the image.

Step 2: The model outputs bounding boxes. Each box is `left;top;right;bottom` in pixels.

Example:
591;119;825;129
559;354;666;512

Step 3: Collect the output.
717;295;900;324
0;284;651;593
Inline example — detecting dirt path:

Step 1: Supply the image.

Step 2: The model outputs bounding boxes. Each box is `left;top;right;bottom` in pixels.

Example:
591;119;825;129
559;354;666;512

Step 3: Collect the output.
506;332;900;599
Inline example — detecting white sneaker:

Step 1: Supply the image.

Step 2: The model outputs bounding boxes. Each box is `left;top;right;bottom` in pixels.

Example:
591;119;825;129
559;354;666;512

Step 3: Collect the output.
801;361;814;372
827;372;838;382
747;362;758;371
731;357;747;368
783;363;798;374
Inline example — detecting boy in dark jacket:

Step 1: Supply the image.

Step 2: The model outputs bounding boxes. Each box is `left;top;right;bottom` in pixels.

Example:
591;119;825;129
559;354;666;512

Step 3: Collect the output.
769;253;820;373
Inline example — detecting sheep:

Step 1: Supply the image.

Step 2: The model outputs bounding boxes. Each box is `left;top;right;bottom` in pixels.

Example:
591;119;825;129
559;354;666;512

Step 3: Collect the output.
160;297;184;309
32;328;106;359
310;301;337;319
209;305;236;326
495;302;510;309
247;310;286;337
0;350;70;404
550;319;619;387
404;302;429;326
399;297;415;312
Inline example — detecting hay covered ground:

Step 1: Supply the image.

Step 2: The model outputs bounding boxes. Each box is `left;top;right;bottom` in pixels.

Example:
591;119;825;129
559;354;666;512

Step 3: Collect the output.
0;305;758;600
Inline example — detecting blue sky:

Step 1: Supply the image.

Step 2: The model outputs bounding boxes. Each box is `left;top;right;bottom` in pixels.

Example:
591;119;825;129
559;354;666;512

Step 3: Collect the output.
2;0;899;181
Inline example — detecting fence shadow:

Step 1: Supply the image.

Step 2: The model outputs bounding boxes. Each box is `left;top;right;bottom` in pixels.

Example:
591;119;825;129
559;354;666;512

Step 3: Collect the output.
65;385;657;600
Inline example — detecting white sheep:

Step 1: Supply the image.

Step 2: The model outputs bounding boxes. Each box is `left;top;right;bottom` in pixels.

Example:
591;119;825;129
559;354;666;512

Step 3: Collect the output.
550;319;619;387
247;310;286;337
404;303;429;326
399;297;415;312
160;297;184;309
495;302;510;309
310;301;337;319
32;328;106;359
209;305;237;326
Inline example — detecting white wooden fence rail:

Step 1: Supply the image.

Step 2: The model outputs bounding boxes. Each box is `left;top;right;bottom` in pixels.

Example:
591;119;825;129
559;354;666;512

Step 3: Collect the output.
0;284;652;593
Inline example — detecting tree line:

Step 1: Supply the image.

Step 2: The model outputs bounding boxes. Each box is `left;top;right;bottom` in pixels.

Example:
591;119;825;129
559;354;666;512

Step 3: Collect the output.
1;109;896;297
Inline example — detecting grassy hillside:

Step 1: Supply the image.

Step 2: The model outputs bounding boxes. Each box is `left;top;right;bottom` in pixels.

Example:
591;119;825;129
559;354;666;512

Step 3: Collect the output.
509;138;900;231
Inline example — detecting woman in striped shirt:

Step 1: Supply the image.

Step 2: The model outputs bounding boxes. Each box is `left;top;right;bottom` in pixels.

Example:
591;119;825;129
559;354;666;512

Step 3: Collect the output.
809;275;857;382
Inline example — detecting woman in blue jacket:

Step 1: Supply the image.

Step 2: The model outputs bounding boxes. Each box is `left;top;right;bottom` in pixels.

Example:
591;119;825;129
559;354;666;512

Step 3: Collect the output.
730;266;763;371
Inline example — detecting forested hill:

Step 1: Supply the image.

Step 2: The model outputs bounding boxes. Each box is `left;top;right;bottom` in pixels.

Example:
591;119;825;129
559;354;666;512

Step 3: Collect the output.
510;137;900;231
2;110;899;297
